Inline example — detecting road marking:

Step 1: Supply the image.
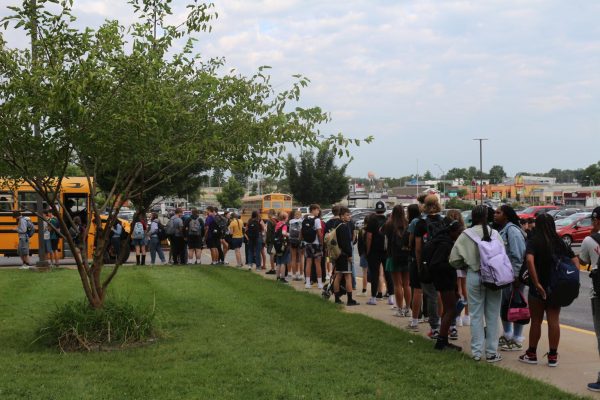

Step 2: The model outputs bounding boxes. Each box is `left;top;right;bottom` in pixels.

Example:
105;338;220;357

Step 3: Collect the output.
543;320;595;336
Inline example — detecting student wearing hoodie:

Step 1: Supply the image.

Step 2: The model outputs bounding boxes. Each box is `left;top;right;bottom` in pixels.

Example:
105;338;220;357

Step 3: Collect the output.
450;205;504;363
494;205;527;352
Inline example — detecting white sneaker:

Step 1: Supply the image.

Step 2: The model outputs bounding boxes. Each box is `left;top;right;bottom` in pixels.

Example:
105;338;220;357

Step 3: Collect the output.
317;283;324;289
247;265;253;271
367;297;377;305
19;264;29;270
305;283;312;289
462;315;471;326
394;309;404;317
325;274;331;281
387;297;395;306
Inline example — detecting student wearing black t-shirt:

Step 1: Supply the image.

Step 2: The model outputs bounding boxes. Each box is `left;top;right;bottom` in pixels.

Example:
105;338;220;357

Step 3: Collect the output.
325;205;342;281
365;201;390;305
413;195;442;339
519;214;579;367
333;207;359;306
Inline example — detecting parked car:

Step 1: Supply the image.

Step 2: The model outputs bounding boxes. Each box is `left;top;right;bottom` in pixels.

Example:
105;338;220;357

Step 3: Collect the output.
553;208;583;220
555;212;593;246
461;210;473;227
517;205;559;221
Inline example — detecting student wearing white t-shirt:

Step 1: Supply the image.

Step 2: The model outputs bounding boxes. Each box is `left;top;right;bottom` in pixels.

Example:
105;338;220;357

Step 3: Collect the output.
288;210;305;281
581;207;600;392
302;204;324;289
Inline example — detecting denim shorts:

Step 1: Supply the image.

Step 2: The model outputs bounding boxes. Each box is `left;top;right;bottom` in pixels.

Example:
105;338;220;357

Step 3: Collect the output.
359;254;368;268
132;238;147;247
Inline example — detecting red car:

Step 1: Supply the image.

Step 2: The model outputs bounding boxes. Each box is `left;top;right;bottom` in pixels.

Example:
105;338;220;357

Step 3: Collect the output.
555;212;593;246
517;205;559;221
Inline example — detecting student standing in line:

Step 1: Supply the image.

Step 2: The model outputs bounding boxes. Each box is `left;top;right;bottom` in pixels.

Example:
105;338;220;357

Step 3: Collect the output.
228;213;244;267
357;215;370;295
288;210;305;281
383;205;411;316
494;205;528;352
274;211;290;282
333;207;359;306
580;207;600;391
365;201;388;305
450;205;504;363
302;204;324;289
407;203;422;328
518;214;579;367
185;208;204;264
148;212;166;265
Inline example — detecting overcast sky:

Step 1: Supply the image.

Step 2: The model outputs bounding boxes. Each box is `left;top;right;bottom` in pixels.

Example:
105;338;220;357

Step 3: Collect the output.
2;0;600;179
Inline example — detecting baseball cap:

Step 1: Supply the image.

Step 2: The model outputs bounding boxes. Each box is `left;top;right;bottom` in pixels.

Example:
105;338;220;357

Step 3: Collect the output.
375;201;386;213
592;206;600;220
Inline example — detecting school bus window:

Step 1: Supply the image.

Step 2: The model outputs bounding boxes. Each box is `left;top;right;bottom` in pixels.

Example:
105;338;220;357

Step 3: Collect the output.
271;201;282;209
0;192;14;211
18;192;39;212
263;201;272;209
284;201;292;208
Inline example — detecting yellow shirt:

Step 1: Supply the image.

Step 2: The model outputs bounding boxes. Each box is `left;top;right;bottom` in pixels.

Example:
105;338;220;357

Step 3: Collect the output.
229;219;243;239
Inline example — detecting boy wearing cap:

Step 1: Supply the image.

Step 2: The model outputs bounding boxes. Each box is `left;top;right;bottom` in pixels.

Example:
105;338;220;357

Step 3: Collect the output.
581;207;600;392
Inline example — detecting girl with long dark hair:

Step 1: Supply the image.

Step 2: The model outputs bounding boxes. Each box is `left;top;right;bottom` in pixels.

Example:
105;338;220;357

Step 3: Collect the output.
407;203;422;327
519;214;578;367
384;205;411;316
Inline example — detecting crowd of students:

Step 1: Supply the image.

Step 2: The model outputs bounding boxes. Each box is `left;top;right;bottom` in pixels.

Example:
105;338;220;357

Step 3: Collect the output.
103;198;600;390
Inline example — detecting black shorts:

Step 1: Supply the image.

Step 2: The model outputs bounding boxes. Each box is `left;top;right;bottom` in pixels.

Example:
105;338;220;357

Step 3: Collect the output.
187;235;203;249
51;238;60;251
335;256;352;273
206;237;220;249
409;258;421;289
230;238;243;249
432;266;458;292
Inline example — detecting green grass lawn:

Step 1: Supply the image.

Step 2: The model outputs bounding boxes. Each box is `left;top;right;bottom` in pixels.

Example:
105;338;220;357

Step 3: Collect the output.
0;266;581;399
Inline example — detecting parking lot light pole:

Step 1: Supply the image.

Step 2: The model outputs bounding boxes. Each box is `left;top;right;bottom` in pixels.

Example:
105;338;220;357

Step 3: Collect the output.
473;138;488;205
435;163;445;203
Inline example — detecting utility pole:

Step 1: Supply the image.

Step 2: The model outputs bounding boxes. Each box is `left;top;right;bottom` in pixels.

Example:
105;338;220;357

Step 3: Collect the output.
473;138;488;205
29;0;48;269
435;163;445;204
416;159;419;197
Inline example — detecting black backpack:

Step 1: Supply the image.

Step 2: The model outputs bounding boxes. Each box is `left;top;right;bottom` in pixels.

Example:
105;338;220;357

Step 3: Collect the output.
247;219;260;239
588;234;600;296
156;221;167;241
302;217;317;243
273;223;288;255
419;215;446;283
214;215;229;237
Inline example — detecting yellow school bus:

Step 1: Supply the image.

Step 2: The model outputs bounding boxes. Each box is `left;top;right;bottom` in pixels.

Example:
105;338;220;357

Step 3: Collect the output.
0;177;129;262
240;193;293;223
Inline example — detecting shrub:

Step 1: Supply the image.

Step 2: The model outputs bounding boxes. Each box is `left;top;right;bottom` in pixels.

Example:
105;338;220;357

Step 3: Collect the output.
36;300;157;352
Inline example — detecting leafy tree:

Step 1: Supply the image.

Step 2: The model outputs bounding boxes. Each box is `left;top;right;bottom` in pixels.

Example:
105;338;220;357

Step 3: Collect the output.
582;161;600;186
0;0;367;309
216;177;244;209
422;170;434;180
210;168;225;187
285;147;350;206
249;182;258;196
489;165;506;184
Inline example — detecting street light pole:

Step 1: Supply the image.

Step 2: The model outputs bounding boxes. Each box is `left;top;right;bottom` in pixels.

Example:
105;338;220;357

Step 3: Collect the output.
473;138;488;205
435;163;445;203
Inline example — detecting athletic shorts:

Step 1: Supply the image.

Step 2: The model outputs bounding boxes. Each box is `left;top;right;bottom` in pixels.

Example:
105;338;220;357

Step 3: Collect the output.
384;257;409;273
335;256;352;273
229;238;243;249
187;235;203;249
206;237;220;249
18;237;30;257
432;266;458;292
50;238;60;252
275;250;290;265
289;241;303;249
305;243;323;259
409;257;421;289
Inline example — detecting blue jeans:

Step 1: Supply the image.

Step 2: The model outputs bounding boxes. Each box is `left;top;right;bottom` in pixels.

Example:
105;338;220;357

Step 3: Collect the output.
501;285;525;342
149;236;165;264
248;238;262;268
467;269;502;358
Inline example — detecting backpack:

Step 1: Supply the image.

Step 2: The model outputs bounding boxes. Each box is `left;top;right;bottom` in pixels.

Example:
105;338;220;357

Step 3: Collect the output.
324;223;343;261
419;215;447;283
289;219;302;245
188;217;201;236
132;221;145;240
156;221;167;241
273;224;288;256
247;219;260;239
165;217;176;236
463;228;514;290
302;217;317;243
25;218;35;238
547;254;580;307
214;215;229;237
589;234;600;296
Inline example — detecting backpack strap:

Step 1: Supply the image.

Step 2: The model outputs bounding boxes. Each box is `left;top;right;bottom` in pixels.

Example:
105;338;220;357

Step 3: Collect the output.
463;228;482;244
591;233;600;247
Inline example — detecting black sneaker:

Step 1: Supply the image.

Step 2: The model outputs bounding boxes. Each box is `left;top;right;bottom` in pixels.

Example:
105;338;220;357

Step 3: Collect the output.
346;300;360;306
435;341;462;352
545;352;559;367
266;270;276;275
486;354;503;363
361;289;367;294
334;298;343;304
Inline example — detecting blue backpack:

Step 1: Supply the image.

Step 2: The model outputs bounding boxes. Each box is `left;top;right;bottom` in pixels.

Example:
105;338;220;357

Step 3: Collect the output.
547;255;580;307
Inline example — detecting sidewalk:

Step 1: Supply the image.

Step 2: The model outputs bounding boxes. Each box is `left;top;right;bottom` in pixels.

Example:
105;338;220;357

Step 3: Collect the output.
251;268;599;399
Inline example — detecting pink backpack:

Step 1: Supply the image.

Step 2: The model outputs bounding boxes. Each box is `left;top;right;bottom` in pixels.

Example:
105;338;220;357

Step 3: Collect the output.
464;228;514;290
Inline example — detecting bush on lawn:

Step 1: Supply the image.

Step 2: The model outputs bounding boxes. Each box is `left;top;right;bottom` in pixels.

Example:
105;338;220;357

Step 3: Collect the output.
36;300;157;352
